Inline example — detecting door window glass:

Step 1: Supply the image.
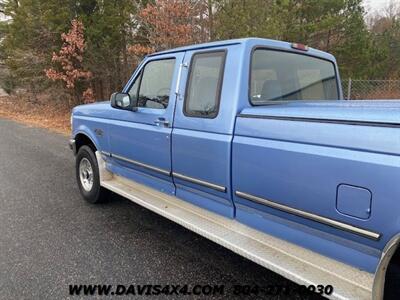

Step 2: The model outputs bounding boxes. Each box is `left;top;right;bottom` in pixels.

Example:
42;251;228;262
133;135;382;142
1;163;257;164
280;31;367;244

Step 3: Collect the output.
128;58;176;109
184;51;226;118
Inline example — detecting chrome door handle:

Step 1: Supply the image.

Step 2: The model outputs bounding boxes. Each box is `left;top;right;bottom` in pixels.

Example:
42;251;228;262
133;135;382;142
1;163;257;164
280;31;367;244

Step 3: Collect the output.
154;118;169;127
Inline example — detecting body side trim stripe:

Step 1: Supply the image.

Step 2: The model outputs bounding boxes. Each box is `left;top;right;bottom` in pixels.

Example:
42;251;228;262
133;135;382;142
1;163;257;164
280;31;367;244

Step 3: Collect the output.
103;152;227;190
235;191;381;240
101;151;111;157
237;113;400;128
173;172;226;192
110;153;171;176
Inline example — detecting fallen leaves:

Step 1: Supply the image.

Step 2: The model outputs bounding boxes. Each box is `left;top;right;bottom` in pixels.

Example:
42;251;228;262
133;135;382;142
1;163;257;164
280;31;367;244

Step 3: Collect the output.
0;96;71;135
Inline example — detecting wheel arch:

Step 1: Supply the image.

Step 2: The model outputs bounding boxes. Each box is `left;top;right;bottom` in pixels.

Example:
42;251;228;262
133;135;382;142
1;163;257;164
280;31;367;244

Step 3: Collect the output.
73;131;99;154
373;233;400;299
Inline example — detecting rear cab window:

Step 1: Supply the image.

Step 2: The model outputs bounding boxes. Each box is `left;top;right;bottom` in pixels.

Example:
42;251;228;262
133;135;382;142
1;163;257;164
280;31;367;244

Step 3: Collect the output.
250;49;339;105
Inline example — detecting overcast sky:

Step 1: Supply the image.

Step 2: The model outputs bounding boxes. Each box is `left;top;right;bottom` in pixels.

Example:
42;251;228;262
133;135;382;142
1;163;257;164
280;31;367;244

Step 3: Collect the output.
363;0;397;14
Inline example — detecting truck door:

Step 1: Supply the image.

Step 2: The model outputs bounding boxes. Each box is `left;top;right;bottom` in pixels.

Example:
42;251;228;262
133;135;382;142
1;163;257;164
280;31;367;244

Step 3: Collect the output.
172;46;241;218
108;52;184;194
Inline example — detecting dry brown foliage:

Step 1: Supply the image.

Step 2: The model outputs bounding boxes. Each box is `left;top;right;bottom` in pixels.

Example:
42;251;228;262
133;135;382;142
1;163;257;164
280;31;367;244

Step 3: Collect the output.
362;90;400;100
0;95;71;135
45;19;94;103
129;0;210;56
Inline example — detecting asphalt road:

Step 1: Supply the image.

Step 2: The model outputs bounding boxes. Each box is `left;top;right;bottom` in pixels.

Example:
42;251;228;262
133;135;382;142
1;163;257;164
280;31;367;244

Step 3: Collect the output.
0;118;323;300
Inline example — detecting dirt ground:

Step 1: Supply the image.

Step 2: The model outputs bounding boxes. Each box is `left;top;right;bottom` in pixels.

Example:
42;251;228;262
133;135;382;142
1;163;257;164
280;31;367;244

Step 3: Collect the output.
0;95;71;135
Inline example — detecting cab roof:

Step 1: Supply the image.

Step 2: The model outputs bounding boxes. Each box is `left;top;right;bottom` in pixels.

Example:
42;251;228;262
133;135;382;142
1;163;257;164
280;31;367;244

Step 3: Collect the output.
148;38;336;62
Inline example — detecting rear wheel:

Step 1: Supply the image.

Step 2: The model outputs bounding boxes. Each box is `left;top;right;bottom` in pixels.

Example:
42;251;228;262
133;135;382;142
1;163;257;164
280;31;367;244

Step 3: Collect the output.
384;250;400;299
76;145;109;203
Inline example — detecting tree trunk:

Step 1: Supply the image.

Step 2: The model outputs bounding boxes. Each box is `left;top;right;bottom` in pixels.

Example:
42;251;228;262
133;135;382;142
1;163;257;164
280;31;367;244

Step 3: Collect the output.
208;0;214;40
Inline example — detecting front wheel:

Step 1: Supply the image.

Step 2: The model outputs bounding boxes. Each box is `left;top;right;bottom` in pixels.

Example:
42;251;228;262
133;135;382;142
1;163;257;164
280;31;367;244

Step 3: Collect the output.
76;145;109;203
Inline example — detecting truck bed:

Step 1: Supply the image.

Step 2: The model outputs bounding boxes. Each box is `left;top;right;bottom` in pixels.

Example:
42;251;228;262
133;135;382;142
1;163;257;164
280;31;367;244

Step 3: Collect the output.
239;100;400;125
233;101;400;274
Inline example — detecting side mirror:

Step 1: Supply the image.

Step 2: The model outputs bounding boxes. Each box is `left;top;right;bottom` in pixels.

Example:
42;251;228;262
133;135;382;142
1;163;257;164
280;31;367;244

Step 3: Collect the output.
110;92;137;111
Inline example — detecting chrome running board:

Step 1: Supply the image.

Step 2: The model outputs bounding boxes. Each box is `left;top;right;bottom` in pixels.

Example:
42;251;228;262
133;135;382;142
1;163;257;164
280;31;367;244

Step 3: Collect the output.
96;152;374;300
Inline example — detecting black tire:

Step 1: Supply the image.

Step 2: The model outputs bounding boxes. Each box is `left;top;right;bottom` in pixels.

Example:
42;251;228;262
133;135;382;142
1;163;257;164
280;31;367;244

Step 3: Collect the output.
75;145;109;204
384;252;400;300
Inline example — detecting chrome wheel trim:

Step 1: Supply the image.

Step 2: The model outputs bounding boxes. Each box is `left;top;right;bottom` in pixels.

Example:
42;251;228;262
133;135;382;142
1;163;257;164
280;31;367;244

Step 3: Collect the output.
79;157;94;192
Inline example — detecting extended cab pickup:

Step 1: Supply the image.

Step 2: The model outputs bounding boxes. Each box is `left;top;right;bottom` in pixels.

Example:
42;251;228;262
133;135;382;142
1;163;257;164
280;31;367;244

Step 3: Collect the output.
70;38;400;299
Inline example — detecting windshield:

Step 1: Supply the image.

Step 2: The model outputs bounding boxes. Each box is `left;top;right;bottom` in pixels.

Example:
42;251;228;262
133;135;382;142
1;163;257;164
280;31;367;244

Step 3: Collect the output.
250;49;339;105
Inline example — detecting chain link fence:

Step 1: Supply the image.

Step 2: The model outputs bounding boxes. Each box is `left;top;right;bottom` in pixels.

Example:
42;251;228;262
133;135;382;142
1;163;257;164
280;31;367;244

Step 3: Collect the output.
342;79;400;100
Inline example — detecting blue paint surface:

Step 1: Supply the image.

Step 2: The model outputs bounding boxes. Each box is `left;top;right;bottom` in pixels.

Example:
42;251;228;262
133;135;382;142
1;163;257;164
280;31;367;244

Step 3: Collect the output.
336;184;372;220
71;38;400;274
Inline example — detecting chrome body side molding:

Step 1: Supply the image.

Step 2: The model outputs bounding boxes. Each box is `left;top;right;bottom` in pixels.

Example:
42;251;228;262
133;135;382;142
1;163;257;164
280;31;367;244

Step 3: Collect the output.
108;152;171;176
100;151;227;191
173;172;226;192
101;151;111;157
235;191;381;241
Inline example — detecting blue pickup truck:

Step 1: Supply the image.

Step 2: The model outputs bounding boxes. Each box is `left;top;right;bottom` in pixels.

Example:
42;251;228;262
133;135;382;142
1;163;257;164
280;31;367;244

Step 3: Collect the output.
69;38;400;299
